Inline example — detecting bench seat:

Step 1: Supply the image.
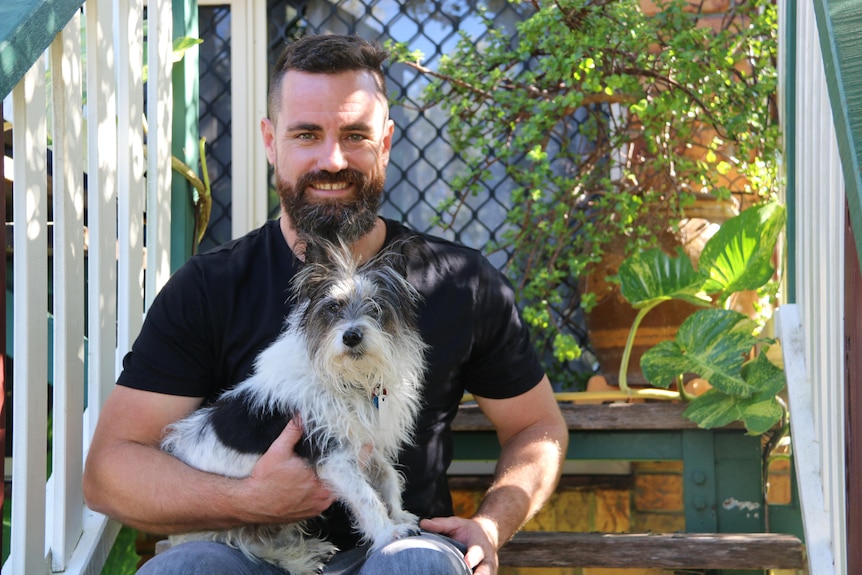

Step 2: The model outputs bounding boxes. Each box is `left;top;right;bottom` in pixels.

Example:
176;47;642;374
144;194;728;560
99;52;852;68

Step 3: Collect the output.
499;531;806;570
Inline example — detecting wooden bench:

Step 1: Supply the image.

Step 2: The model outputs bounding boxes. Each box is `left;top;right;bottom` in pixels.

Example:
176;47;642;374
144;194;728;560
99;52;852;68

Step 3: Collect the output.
451;401;807;572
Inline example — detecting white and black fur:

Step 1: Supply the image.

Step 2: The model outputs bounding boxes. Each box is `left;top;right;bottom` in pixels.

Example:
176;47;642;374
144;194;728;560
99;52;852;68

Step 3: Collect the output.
161;238;427;574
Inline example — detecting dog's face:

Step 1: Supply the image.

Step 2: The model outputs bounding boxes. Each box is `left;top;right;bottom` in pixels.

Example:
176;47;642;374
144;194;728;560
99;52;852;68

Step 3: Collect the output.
291;239;422;390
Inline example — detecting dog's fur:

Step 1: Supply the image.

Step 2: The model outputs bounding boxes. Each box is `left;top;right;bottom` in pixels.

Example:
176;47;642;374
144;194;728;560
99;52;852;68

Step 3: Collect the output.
161;238;427;574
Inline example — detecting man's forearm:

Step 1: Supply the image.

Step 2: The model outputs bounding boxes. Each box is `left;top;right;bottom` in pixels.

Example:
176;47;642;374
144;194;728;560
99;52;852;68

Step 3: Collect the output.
84;440;255;534
473;423;567;547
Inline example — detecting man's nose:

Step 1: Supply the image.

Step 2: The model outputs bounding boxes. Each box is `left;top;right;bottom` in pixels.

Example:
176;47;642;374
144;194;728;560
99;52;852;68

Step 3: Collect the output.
317;138;350;172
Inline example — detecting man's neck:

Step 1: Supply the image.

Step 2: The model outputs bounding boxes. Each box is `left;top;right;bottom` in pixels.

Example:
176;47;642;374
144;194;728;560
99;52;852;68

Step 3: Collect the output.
279;214;387;263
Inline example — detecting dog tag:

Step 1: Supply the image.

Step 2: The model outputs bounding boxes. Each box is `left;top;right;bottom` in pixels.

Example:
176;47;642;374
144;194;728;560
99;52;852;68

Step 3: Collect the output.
373;383;390;430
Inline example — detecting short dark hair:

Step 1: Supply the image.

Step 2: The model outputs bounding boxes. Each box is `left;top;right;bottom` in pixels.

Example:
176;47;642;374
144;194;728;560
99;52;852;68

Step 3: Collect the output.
268;34;390;119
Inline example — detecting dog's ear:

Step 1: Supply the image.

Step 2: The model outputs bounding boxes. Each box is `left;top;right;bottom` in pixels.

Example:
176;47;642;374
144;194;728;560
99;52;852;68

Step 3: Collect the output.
367;235;419;279
290;236;357;303
296;235;329;266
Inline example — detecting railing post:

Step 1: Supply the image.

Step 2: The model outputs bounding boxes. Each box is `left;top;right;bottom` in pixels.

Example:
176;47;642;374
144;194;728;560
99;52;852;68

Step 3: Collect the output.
170;0;200;271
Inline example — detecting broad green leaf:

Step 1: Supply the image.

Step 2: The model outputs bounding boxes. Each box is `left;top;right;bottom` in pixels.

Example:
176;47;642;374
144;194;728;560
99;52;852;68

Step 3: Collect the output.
640;309;759;394
739;348;787;398
683;389;784;435
619;247;712;309
699;202;786;296
685;354;786;433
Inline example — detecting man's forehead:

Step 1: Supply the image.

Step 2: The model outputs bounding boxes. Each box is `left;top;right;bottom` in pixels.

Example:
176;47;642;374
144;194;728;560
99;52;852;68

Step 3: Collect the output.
282;70;385;102
277;70;388;123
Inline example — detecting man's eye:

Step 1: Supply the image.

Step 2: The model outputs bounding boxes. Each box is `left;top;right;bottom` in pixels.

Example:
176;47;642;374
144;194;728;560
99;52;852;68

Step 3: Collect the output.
346;134;365;142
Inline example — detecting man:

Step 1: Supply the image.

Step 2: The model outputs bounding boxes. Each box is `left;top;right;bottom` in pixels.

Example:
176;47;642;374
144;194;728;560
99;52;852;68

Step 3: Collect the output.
83;34;568;575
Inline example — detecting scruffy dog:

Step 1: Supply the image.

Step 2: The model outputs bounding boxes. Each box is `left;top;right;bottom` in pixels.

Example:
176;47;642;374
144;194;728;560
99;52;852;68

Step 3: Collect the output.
161;238;427;574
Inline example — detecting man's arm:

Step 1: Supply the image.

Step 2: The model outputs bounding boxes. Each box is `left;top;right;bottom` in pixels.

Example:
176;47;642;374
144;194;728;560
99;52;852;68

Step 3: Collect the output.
83;385;335;535
421;375;568;575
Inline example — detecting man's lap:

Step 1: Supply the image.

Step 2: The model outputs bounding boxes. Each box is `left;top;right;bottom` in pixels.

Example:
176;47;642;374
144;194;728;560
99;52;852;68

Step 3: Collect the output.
136;532;471;575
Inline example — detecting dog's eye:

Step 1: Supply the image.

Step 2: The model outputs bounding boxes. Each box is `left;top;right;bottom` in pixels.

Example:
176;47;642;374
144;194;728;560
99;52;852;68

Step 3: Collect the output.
324;301;341;315
368;301;385;320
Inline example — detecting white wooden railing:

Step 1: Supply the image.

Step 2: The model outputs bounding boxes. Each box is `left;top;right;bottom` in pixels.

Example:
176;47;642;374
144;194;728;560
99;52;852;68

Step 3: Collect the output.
1;0;175;571
776;1;848;573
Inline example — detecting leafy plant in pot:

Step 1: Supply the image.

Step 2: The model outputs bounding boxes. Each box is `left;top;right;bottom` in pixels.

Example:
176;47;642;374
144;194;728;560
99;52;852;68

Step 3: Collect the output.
613;200;787;434
387;0;781;389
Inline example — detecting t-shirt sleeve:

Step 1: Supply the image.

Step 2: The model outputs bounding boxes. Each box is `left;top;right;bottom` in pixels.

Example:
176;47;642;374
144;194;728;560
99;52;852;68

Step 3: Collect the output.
461;257;546;399
116;260;217;398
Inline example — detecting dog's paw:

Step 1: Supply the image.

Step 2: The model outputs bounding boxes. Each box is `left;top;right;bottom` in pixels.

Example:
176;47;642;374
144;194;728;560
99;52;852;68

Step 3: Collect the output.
366;521;420;553
390;509;419;527
395;523;422;538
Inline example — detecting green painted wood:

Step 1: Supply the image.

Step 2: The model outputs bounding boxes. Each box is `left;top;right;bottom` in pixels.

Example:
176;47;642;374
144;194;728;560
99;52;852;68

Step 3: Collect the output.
682;430;718;532
170;0;200;271
714;432;766;533
814;0;862;266
564;430;684;460
452;430;685;462
782;0;797;304
0;0;84;99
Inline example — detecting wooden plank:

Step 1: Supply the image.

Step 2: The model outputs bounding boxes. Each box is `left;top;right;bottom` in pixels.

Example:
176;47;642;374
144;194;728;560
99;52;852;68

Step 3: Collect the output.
454;402;744;432
10;56;50;575
777;305;836;575
49;13;86;572
115;0;145;355
145;0;174;304
85;0;118;430
498;531;806;569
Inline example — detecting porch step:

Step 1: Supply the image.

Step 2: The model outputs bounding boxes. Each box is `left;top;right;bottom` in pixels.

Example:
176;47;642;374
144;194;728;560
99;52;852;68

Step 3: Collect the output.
498;531;806;570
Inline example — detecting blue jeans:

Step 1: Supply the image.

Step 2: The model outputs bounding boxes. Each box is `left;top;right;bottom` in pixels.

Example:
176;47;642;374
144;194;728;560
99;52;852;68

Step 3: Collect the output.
136;533;472;575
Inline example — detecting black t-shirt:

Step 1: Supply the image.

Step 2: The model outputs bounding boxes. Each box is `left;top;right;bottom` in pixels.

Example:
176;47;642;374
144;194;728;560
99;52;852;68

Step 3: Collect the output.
118;217;545;547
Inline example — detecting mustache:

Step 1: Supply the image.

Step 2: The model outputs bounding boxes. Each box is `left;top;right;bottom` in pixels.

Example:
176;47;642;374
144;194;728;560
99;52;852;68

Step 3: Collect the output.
296;169;367;193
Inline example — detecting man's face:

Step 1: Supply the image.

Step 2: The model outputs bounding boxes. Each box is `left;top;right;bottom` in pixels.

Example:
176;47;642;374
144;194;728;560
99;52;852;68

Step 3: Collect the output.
261;70;394;243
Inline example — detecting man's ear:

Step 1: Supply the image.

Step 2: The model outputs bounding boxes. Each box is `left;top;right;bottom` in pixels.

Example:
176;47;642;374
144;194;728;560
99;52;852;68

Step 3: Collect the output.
261;117;277;166
380;118;395;165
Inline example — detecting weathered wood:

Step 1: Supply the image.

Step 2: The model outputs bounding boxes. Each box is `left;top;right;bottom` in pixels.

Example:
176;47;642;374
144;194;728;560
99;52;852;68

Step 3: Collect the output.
453;401;745;432
498;531;806;569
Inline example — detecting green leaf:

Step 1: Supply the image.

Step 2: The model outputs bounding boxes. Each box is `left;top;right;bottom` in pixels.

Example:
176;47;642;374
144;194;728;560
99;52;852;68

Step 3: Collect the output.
684;353;786;433
699;202;786;296
682;389;784;434
640;309;759;394
173;36;204;63
618;247;712;309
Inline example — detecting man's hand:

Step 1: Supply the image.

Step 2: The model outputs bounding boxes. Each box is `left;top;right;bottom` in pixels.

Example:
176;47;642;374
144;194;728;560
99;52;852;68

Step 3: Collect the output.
238;417;336;524
421;515;499;575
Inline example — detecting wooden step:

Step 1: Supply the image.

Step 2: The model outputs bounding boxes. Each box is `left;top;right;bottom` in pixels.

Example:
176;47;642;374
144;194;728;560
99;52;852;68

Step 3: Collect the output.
498;531;806;570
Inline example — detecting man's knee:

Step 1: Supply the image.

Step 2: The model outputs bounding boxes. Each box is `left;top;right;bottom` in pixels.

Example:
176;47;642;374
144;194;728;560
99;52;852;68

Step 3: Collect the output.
359;534;471;575
136;540;286;575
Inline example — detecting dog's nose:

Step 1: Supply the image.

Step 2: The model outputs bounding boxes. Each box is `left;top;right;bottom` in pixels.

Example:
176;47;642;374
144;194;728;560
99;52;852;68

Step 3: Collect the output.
343;328;363;348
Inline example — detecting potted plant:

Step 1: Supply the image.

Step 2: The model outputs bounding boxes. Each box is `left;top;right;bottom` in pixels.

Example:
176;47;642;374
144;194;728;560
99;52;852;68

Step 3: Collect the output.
388;0;780;389
611;200;786;434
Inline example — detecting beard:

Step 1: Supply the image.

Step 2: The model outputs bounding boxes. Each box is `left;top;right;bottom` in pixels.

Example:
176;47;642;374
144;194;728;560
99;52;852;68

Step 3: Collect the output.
277;167;384;244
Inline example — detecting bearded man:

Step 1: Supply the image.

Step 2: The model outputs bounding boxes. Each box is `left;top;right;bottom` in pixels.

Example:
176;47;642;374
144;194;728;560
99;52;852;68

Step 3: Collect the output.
83;34;567;575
